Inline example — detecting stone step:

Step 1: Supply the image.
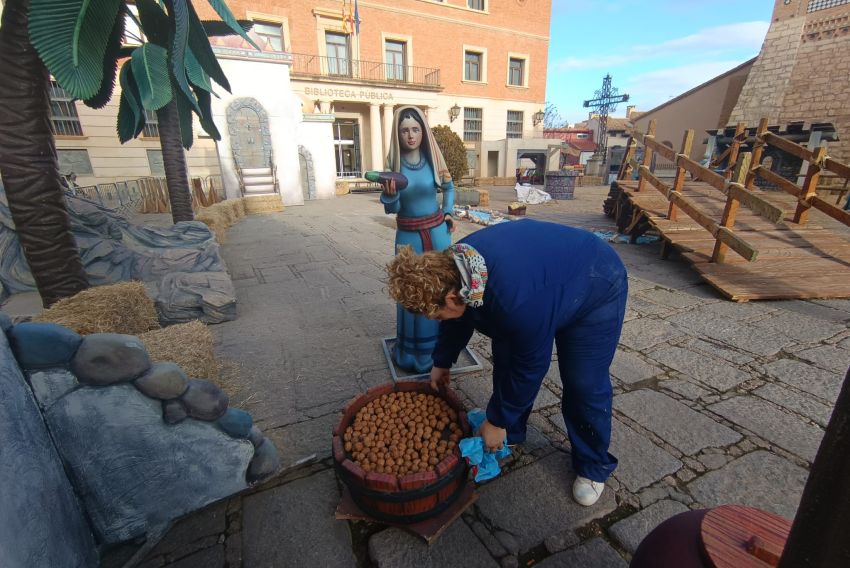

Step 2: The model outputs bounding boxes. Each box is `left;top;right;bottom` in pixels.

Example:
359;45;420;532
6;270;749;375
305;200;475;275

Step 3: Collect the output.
244;184;276;193
243;175;275;184
242;168;272;176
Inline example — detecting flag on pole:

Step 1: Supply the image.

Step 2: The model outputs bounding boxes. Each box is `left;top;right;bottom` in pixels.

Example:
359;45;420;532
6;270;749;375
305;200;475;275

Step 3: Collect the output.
354;0;361;35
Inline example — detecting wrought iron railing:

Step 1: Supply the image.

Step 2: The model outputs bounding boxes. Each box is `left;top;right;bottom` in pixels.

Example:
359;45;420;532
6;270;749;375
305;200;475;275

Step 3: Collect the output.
291;53;441;87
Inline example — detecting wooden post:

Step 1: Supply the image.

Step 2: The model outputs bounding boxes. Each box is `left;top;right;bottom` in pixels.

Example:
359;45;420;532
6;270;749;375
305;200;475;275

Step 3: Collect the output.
637;119;657;192
619;137;638;181
777;368;850;568
794;146;827;224
667;129;694;222
712;152;752;263
725;122;746;180
746;118;770;190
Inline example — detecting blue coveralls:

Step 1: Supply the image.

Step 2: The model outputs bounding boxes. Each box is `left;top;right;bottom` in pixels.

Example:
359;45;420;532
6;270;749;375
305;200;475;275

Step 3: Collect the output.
432;220;627;482
381;159;455;373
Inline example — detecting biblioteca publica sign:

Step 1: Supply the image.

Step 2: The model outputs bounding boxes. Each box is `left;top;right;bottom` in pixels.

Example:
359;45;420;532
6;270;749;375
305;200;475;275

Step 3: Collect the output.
304;86;394;101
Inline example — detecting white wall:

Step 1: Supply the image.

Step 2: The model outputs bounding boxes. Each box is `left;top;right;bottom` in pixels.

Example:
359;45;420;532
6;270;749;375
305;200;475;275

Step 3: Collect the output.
297;116;336;200
213;57;302;205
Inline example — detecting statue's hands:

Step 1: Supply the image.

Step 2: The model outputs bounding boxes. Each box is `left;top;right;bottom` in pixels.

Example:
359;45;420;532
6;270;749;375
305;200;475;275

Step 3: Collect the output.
381;178;397;197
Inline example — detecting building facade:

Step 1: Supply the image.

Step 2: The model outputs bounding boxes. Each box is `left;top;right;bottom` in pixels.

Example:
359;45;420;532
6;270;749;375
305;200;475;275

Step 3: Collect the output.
730;0;850;162
45;0;552;205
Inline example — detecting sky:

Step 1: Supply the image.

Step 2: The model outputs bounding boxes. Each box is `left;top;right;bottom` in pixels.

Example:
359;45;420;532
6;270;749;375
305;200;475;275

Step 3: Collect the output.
546;0;775;125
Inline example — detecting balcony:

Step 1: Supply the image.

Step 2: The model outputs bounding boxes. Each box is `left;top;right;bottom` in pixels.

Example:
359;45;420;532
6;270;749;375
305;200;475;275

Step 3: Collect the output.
290;53;441;89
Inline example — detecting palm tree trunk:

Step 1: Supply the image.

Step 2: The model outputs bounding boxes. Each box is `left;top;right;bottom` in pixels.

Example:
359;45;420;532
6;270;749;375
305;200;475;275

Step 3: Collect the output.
156;99;194;223
0;0;89;307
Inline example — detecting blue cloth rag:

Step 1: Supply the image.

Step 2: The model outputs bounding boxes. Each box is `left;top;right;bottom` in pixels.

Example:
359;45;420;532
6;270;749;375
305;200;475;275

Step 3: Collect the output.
459;409;512;482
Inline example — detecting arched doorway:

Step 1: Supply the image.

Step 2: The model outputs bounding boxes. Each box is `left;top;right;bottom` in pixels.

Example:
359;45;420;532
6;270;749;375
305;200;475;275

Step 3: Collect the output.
226;98;273;172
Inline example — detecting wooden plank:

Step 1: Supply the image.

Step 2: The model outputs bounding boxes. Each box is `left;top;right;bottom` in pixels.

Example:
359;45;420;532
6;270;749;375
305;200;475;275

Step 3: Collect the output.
644;136;677;161
713;153;752;262
680;156;728;192
795;146;827;224
753;165;802;198
823;156;850;181
637;119;657;192
669;129;694;221
810;196;850;227
763;132;816;163
747;118;770;190
726;184;785;224
724;122;747;180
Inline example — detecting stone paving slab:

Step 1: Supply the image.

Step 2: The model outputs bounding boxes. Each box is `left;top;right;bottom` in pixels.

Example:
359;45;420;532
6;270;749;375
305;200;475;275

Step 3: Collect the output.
618;318;683;351
368;522;498;568
609;350;664;385
264;412;340;467
614;390;741;455
754;383;835;428
608;499;689;554
761;358;843;402
476;453;616;553
659;379;713;401
664;310;793;357
682;337;756;365
793;344;850;375
646;344;750;392
750;310;847;344
708;396;824;462
242;469;355;568
636;287;706;310
537;537;627;567
609;419;682;492
687;451;808;519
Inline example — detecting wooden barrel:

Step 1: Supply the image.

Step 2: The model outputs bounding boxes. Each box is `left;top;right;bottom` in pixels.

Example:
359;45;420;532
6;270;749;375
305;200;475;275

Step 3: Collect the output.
332;380;471;525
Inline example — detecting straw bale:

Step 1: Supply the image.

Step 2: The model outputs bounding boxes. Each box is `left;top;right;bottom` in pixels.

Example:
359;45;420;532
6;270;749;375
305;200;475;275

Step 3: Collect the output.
34;282;159;336
140;320;220;382
196;208;228;243
243;195;284;214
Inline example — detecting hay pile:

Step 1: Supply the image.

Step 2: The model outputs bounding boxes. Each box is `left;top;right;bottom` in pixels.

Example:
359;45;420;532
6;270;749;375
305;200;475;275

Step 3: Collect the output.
196;198;247;243
140;320;219;381
243;195;284;214
34;282;159;336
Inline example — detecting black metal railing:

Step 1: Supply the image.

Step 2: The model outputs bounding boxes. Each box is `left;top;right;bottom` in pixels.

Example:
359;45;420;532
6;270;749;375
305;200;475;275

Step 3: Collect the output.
291;53;440;87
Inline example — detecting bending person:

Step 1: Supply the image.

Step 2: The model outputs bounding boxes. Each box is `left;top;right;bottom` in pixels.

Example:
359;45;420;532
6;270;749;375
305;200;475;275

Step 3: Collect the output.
386;219;627;506
379;105;455;373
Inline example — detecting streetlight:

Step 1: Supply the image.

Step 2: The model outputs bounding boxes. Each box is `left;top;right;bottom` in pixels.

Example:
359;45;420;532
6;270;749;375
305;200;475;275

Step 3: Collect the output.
449;103;461;123
532;109;545;126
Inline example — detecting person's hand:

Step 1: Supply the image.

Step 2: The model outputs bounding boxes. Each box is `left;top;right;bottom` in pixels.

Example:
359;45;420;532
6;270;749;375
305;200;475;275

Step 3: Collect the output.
430;366;450;393
444;214;455;233
381;177;397;197
479;419;507;453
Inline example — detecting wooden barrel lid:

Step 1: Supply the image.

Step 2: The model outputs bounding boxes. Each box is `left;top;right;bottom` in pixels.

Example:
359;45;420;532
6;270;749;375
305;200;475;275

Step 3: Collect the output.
700;505;792;567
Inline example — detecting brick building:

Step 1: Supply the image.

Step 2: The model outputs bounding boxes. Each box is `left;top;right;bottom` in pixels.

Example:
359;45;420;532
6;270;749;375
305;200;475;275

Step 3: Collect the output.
43;0;553;203
730;0;850;162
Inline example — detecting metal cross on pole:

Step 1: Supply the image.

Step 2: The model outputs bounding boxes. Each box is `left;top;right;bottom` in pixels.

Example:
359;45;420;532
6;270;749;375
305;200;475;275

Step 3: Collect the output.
583;74;629;165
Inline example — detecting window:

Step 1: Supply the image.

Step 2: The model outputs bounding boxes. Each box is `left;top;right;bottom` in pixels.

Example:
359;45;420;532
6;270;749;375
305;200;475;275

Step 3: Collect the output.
506;111;523;139
142;109;160;138
508;58;524;87
147;149;165;176
325;32;350;76
385;40;406;81
464;108;482;142
464;51;482;82
48;81;83;136
57;150;93;176
576;133;589;139
468;0;485;10
808;0;850;12
253;20;283;51
124;5;143;45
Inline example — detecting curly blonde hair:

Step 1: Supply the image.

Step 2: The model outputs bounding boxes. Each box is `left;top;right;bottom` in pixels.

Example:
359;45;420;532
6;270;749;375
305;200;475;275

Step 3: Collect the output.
386;246;460;317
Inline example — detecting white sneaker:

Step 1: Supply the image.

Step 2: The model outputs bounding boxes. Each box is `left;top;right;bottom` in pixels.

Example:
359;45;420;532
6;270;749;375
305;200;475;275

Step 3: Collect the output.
572;476;605;506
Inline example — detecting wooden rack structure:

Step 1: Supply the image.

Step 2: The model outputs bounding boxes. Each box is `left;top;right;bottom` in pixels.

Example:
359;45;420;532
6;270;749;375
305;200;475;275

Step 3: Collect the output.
613;118;850;301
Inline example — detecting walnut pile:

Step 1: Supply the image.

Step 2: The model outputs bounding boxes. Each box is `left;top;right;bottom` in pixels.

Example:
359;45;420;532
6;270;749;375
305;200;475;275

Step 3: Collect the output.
344;391;463;476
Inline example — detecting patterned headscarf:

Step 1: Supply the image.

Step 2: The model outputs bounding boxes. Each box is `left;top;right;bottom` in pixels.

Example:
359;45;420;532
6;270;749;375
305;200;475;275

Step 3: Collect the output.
448;243;487;307
385;105;453;186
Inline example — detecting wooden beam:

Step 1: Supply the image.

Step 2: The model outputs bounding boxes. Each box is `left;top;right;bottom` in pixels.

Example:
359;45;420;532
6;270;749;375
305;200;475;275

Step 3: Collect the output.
795;146;827;224
712;153;752;263
725;122;747;180
639;165;671;197
764;132;816;163
810;196;850;227
618;137;638;181
746;118;770;190
679;156;727;191
823;156;850;181
637;119;657;192
726;184;785;224
753;165;802;198
644;136;677;161
668;129;694;222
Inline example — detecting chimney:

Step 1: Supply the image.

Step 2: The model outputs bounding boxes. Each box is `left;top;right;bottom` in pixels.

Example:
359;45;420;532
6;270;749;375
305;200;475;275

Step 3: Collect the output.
626;105;636;118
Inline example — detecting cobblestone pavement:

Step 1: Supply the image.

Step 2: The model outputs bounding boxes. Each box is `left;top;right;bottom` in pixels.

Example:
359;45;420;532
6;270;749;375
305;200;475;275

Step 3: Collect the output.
132;185;850;568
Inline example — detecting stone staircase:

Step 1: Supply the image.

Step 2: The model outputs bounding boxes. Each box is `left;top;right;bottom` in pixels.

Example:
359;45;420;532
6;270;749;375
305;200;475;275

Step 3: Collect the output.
240;166;278;195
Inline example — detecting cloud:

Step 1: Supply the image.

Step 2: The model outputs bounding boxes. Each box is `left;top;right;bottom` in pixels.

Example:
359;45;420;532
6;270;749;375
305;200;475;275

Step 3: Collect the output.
554;21;768;71
622;60;750;110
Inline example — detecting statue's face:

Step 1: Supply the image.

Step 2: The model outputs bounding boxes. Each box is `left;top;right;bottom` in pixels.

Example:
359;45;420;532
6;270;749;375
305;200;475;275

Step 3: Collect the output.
398;117;423;152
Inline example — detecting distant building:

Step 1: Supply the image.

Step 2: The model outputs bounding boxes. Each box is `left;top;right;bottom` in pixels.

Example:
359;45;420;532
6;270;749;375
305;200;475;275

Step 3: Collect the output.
543;128;596;166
